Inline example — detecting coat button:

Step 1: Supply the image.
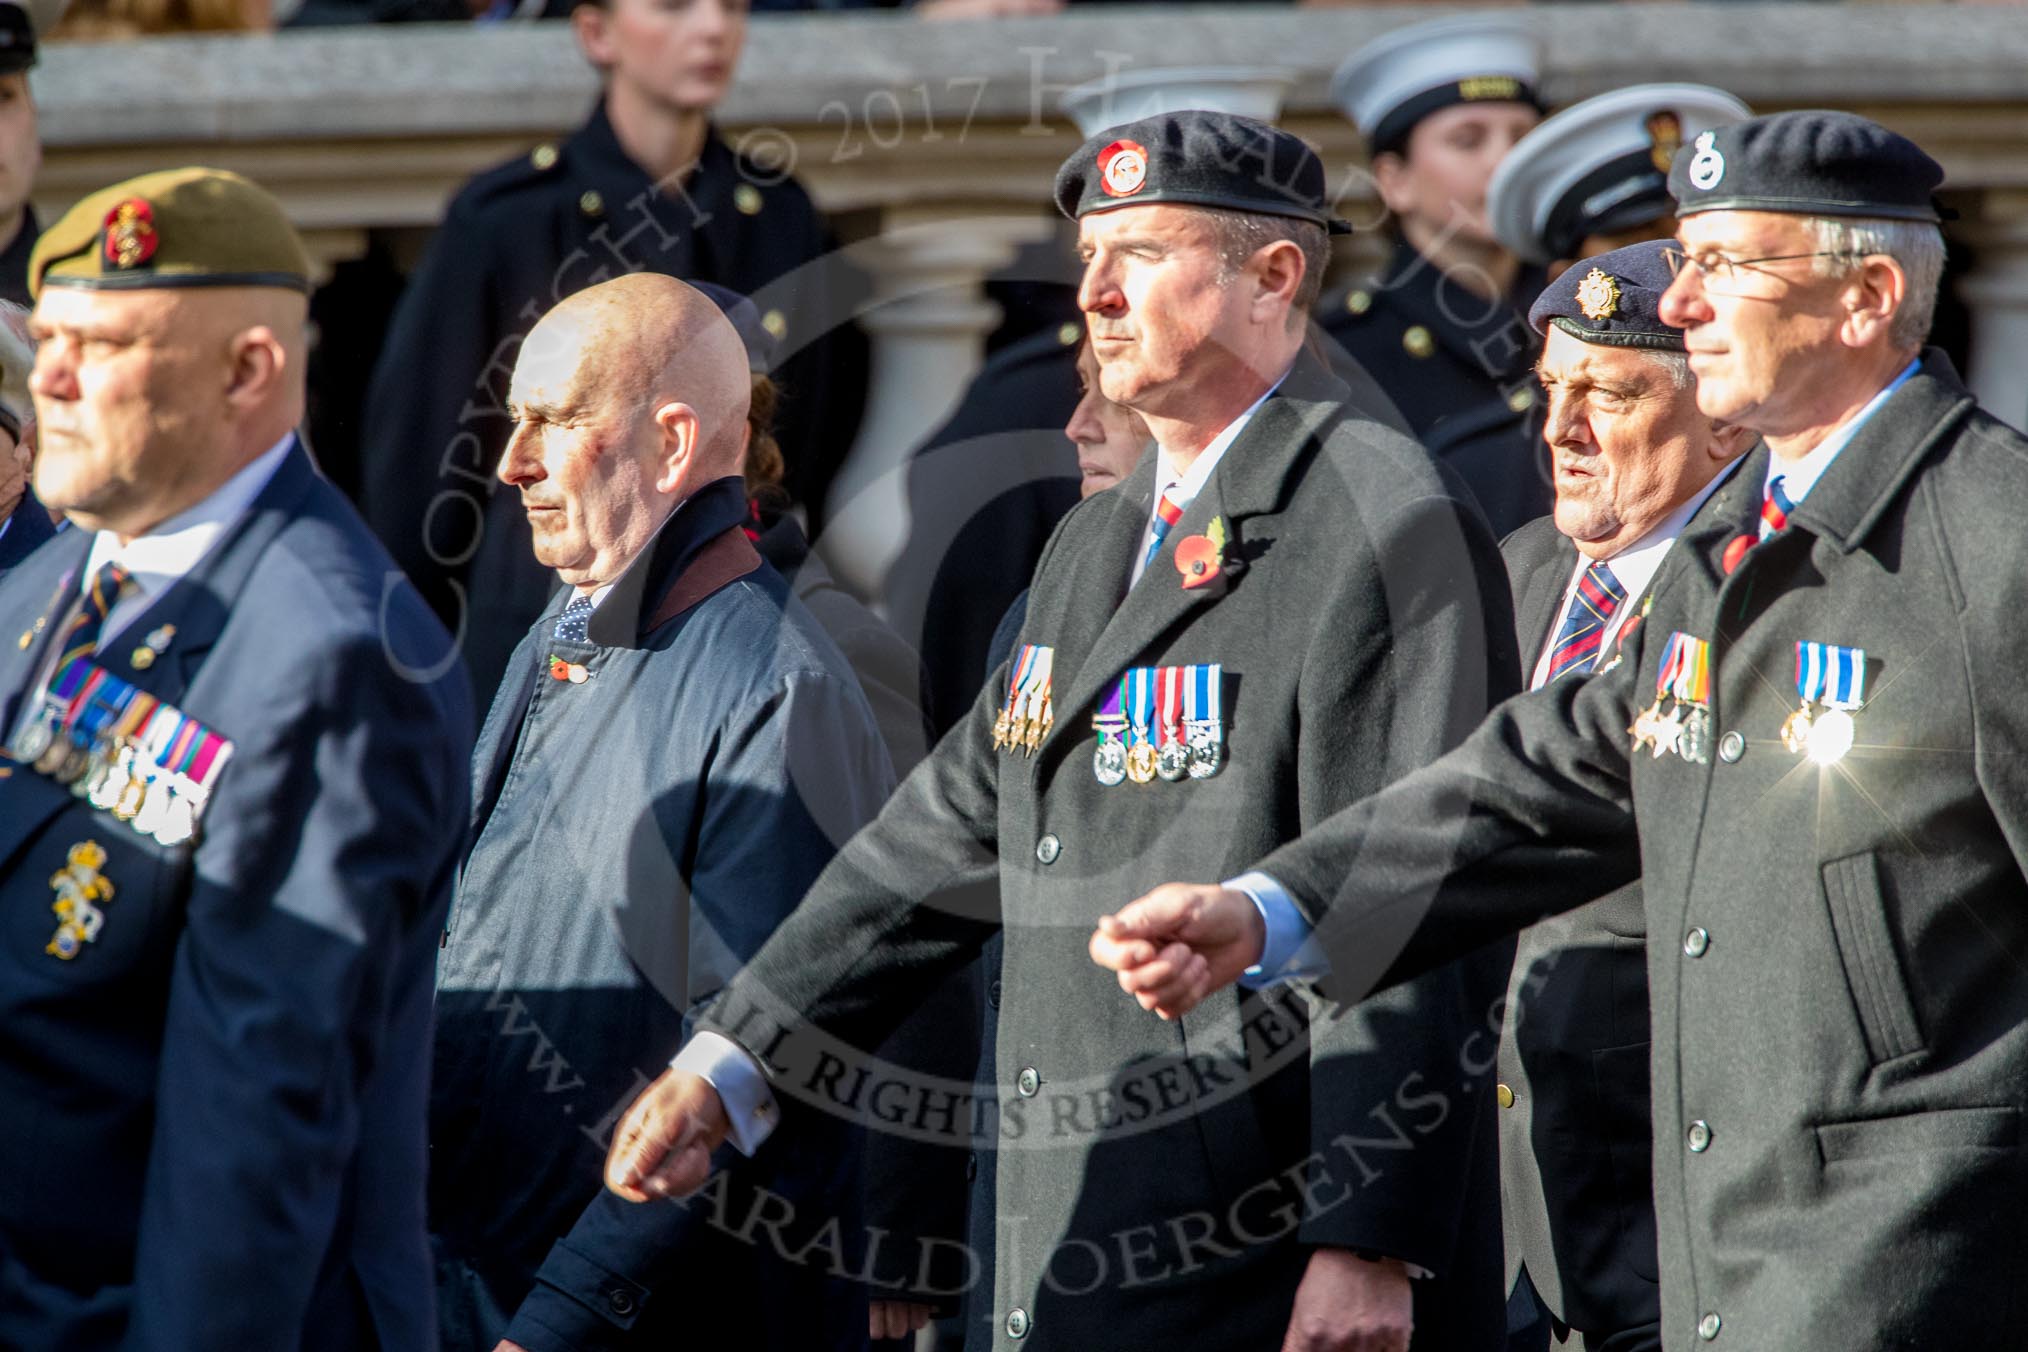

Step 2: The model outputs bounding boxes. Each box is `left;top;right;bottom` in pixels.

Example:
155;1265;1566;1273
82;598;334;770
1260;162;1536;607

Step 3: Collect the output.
1687;1120;1712;1152
988;979;1003;1008
606;1288;636;1316
1016;1067;1040;1097
1035;834;1061;865
1699;1312;1722;1340
1006;1307;1031;1339
1684;927;1710;958
1402;324;1435;358
1496;1084;1515;1109
1718;730;1745;762
579;189;605;217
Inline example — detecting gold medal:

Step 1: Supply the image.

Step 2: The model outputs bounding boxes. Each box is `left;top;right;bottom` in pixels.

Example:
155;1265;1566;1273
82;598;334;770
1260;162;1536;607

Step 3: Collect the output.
991;708;1011;751
1779;702;1814;755
1126;742;1158;784
1629;702;1661;753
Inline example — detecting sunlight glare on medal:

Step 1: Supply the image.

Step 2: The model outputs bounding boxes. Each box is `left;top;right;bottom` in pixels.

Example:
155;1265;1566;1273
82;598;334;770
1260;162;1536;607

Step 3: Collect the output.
1806;709;1856;765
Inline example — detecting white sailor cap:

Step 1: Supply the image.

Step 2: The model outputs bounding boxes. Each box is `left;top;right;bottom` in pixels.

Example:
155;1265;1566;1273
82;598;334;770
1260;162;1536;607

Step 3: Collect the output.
1489;83;1752;266
1060;66;1294;140
1330;15;1542;155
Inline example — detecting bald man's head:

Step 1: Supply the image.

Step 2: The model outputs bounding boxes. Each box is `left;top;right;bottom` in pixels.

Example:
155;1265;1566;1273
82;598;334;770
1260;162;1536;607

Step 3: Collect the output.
497;275;756;591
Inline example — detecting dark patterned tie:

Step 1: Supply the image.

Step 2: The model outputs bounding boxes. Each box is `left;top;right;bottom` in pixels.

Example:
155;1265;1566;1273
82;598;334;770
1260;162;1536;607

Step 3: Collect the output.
554;595;595;644
57;562;133;670
1545;560;1626;682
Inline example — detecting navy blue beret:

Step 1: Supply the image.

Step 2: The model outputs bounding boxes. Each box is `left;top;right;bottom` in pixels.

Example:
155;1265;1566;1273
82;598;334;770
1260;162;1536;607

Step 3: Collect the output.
686;279;774;377
1053;111;1351;235
1668;109;1942;223
1529;239;1683;352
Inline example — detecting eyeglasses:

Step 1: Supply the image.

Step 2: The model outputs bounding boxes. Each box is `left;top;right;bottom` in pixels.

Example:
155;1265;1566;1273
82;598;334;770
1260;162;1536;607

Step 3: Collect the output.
1660;246;1862;291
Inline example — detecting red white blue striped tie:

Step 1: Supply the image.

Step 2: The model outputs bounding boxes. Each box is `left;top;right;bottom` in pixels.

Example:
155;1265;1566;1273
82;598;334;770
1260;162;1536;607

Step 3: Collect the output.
1545;561;1627;682
1143;485;1185;570
1759;474;1794;540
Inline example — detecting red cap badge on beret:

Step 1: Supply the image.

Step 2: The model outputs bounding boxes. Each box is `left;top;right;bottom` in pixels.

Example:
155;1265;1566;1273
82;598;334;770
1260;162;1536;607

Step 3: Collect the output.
1097;140;1149;199
103;199;158;270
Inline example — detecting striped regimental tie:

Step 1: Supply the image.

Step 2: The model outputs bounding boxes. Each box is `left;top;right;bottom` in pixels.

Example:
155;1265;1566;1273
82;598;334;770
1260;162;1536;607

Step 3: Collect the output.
1545;560;1627;682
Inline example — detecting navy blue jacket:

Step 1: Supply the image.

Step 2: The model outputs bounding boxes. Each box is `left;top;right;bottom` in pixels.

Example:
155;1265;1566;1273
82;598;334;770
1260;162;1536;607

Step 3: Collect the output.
0;443;473;1351
431;478;893;1351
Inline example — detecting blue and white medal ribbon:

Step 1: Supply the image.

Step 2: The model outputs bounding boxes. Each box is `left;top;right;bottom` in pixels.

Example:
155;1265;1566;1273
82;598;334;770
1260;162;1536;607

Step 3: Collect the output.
1125;666;1158;784
1783;642;1867;761
1183;662;1224;779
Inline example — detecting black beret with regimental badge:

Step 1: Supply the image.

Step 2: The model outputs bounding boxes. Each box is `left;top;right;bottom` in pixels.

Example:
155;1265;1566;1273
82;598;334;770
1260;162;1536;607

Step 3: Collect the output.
1528;239;1684;352
1668;109;1943;223
1053;111;1351;235
29;167;314;300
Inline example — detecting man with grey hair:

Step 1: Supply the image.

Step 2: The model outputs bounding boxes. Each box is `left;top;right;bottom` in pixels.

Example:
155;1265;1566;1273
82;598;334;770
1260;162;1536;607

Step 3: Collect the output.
1094;109;2028;1352
1501;239;1748;1352
605;111;1518;1352
0;297;47;576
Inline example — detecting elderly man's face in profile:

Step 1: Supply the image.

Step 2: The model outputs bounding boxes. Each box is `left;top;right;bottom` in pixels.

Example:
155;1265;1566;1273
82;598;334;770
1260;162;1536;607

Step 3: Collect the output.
498;325;666;590
1538;326;1724;558
1076;204;1247;416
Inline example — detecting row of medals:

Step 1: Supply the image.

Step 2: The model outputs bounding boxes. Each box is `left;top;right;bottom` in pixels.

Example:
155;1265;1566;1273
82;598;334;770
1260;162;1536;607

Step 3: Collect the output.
991;697;1052;756
1629;698;1711;764
14;717;199;846
1093;717;1223;785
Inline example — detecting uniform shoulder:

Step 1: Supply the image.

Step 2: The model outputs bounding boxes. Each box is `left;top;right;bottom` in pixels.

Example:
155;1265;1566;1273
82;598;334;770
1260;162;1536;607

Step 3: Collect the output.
446;140;572;217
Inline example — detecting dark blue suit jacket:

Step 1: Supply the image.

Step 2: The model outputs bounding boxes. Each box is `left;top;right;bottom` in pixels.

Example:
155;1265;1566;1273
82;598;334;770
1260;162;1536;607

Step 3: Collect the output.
0;489;54;581
0;444;472;1350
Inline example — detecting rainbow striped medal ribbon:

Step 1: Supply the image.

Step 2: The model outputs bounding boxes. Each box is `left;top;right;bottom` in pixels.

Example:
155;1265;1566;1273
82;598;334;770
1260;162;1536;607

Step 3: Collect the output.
1021;646;1054;754
1124;667;1159;785
1091;681;1128;786
17;657;95;773
1781;642;1866;763
1184;662;1224;779
1631;633;1687;757
1668;634;1714;765
992;645;1036;751
130;702;235;846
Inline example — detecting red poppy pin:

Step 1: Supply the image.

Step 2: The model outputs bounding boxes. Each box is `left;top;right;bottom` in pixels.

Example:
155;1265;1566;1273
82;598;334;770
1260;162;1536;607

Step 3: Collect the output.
103;198;158;270
1097;139;1149;198
1175;516;1227;590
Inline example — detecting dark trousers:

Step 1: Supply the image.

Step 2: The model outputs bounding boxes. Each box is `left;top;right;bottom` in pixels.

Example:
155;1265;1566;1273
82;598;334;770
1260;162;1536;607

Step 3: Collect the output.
1508;1268;1662;1352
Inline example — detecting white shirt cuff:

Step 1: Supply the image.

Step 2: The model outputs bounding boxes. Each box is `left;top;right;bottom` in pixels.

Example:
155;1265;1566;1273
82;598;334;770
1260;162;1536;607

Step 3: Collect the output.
671;1031;780;1156
1228;871;1331;988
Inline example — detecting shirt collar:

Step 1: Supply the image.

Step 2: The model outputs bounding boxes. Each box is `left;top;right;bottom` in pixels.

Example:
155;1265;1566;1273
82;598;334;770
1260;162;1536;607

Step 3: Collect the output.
1153;369;1290;504
1763;357;1921;506
84;434;294;607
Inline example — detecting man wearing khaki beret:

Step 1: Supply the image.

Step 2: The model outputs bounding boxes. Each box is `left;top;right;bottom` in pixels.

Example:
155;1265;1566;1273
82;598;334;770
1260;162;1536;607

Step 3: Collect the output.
0;166;471;1351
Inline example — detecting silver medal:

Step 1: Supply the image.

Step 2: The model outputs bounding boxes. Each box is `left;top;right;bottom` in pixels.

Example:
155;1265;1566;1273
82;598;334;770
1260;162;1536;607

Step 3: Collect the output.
1093;740;1127;787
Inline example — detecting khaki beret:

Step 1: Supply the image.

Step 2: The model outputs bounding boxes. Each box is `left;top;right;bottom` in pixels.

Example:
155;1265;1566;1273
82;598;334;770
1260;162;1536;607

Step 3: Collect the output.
29;166;313;300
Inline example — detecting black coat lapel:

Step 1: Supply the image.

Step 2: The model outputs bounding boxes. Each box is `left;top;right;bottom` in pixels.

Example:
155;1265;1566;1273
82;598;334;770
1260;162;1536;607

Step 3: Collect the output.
1516;535;1578;669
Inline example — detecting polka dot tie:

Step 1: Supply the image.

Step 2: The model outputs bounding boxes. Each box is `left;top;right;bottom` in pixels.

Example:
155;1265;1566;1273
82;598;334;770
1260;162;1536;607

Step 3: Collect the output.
554;595;595;644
